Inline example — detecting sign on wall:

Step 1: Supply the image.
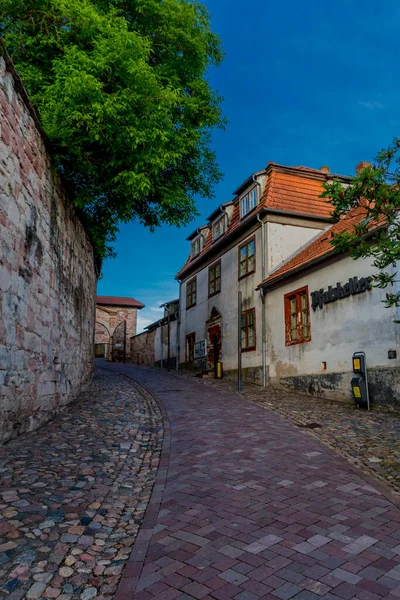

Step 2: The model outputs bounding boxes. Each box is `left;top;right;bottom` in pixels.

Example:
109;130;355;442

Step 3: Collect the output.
311;276;372;311
194;340;207;359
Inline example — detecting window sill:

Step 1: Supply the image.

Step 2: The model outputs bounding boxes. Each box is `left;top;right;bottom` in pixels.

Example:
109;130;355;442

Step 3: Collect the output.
240;205;258;220
186;304;196;310
285;338;311;347
241;346;256;353
238;269;255;281
208;290;221;299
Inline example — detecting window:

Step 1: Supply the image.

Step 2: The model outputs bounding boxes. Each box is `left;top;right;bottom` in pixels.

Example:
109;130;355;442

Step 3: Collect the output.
240;187;257;218
284;286;311;345
208;261;221;297
191;236;201;259
213;216;226;241
186;277;197;309
238;237;255;279
241;308;256;351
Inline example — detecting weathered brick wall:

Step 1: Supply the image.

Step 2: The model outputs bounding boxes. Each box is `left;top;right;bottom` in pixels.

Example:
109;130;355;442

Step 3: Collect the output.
0;52;97;443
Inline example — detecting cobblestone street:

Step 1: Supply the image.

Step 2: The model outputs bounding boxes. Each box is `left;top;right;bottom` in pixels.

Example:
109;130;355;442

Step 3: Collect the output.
0;369;163;600
103;363;400;600
192;375;400;497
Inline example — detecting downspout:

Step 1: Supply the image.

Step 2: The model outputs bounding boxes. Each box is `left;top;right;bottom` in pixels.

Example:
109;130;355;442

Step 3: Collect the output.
256;184;267;388
176;281;182;371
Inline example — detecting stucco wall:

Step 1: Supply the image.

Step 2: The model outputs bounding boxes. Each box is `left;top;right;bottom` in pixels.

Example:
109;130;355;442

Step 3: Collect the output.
265;254;400;405
0;54;97;443
267;221;324;273
178;213;327;382
155;320;178;367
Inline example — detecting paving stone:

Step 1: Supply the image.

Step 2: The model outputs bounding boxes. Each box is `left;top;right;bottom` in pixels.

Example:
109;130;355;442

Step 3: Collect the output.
0;369;163;600
111;363;400;599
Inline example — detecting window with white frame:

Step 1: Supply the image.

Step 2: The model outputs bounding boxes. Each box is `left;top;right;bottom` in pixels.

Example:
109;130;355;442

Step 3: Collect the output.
213;216;225;241
240;187;257;218
191;236;201;258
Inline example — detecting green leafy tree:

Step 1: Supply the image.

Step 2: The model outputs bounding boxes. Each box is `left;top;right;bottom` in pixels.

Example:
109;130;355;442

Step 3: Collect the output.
322;140;400;309
0;0;225;257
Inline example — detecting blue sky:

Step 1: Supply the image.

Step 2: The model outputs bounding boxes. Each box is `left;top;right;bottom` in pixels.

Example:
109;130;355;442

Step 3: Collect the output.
97;0;400;332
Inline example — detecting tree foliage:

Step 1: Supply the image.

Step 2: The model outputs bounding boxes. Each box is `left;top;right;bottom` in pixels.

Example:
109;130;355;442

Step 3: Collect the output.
322;140;400;309
0;0;225;258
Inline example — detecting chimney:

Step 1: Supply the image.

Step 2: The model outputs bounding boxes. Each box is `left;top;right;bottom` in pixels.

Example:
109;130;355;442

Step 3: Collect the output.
319;165;330;174
356;161;372;174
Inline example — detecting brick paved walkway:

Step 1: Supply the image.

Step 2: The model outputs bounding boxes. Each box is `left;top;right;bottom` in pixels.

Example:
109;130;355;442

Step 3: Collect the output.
103;362;400;600
182;376;400;497
0;369;163;600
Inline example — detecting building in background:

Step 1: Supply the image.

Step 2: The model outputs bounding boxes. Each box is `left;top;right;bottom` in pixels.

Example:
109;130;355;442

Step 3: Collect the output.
176;162;351;383
95;296;144;361
130;299;179;369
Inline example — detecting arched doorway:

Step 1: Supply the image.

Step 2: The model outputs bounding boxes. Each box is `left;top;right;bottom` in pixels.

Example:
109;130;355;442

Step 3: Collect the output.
94;321;111;358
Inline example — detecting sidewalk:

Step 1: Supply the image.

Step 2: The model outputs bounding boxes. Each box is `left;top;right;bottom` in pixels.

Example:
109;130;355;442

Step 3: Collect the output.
179;373;400;497
103;363;400;600
0;369;163;600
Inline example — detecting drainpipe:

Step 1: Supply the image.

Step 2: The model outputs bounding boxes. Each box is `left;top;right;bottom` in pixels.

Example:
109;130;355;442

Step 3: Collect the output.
257;211;267;388
176;282;181;371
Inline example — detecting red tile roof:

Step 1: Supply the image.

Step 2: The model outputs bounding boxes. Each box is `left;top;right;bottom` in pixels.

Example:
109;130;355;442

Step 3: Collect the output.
176;163;350;279
96;296;144;309
258;207;385;288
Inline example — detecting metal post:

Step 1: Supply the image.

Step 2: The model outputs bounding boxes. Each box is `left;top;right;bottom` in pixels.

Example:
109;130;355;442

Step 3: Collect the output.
123;320;127;364
160;321;163;369
238;291;242;391
167;308;171;372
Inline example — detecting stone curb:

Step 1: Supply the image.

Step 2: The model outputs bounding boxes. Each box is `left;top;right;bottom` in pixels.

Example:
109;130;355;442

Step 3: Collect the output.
99;366;172;599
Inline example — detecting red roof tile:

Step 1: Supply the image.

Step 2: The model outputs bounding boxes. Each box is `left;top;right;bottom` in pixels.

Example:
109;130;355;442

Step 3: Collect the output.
176;163;349;279
96;296;144;308
259;207;385;288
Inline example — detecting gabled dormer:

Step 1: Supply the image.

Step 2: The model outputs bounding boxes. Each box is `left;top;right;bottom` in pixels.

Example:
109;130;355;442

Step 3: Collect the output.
232;170;267;220
207;201;235;243
186;225;210;260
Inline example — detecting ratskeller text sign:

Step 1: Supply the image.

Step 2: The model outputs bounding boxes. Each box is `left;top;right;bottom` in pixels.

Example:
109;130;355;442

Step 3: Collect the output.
311;276;372;311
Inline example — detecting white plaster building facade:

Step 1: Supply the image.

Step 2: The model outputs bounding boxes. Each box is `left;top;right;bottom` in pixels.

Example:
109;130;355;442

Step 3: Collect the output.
176;163;351;382
259;208;400;406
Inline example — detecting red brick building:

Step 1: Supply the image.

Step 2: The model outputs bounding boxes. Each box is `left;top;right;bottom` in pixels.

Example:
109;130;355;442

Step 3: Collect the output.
95;296;144;360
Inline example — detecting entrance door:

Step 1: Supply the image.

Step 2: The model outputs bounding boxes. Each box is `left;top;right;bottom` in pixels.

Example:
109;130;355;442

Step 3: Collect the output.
212;334;219;377
186;332;196;364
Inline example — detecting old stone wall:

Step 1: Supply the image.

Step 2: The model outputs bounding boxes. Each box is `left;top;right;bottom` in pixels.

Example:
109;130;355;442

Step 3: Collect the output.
0;52;97;443
130;329;156;365
95;305;137;359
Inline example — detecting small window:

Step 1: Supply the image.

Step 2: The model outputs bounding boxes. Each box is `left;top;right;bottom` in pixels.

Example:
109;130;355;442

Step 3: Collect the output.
240;187;257;218
238;237;255;279
191;236;201;259
284;286;311;345
186;277;197;309
213;216;225;241
241;308;256;351
209;261;221;297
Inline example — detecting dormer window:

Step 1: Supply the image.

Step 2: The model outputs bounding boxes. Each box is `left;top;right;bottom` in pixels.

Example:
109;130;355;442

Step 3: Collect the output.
191;236;202;258
240;187;257;218
213;216;225;241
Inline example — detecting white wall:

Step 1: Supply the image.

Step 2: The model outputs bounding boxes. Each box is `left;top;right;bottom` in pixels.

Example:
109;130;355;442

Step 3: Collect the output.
155;320;178;363
267;222;324;273
178;213;329;377
265;254;400;382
